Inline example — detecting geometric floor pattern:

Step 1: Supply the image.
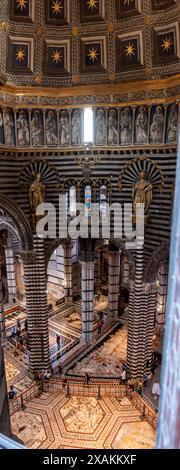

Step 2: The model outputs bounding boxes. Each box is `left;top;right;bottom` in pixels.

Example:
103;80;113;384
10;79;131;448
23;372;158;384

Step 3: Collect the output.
10;392;155;449
69;325;128;377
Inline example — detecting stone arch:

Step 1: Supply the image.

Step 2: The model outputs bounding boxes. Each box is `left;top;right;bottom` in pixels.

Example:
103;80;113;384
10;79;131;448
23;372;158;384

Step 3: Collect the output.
45;238;66;267
0;193;33;251
143;242;169;282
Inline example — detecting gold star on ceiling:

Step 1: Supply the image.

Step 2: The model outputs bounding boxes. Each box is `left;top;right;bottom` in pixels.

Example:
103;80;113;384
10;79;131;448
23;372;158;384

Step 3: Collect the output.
87;47;99;63
86;0;98;10
125;42;136;57
51;0;63;15
161;36;173;52
16;47;26;62
51;49;62;64
16;0;27;11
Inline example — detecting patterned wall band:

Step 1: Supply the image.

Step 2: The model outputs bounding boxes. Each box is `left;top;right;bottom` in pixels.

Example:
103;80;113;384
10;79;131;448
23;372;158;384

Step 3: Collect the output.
0;103;178;148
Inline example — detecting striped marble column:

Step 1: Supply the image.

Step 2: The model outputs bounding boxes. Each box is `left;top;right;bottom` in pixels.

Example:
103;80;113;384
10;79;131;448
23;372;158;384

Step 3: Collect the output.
141;282;157;375
63;241;73;303
108;251;120;322
0;267;6;344
127;246;143;378
155;263;168;336
127;244;157;378
5;246;16;303
23;236;50;372
81;261;95;343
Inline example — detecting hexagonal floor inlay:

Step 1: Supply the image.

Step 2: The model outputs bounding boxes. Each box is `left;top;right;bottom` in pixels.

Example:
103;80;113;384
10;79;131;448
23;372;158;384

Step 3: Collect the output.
11;410;46;448
60;396;105;433
112;421;155;449
10;392;156;449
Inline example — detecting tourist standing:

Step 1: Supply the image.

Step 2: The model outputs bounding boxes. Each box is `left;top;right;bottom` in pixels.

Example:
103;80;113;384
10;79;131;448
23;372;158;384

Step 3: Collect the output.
56;333;61;350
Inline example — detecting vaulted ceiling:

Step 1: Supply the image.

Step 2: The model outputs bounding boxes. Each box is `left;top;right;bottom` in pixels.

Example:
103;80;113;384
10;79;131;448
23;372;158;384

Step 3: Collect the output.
0;0;179;88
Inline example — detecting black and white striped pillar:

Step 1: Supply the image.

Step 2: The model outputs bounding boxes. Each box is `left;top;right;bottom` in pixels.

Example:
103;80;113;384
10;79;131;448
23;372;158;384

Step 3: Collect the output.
0;266;6;344
63;241;73;303
5;245;16;303
127;244;157;378
81;260;95;343
23;236;50;372
108;251;120;322
127;246;143;378
155;263;168;336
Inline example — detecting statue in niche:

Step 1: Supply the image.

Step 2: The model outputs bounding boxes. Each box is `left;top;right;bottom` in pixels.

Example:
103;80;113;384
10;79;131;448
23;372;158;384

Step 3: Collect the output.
0;109;4;144
3;109;15;146
135;107;148;144
29;173;46;214
132;170;153;221
45;111;58;146
60;110;70;146
107;110;118;145
72;110;81;145
17;110;30;146
96;109;106;145
150;106;164;144
167;105;178;143
31;110;44;146
120;108;132;145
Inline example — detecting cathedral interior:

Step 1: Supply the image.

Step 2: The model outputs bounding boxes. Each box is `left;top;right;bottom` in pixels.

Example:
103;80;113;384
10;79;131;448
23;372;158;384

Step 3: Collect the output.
0;0;180;450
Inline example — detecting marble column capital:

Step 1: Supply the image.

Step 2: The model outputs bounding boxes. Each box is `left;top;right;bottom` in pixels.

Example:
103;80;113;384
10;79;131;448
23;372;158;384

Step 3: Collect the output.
80;260;96;269
62;240;74;250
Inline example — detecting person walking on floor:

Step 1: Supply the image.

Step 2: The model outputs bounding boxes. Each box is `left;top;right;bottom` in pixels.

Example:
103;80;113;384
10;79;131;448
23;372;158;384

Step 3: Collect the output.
152;381;160;400
143;372;148;387
56;333;61;350
8;385;17;400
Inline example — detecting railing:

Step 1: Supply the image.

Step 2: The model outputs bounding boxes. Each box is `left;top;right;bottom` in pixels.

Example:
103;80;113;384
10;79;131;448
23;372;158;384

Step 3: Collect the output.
9;382;40;416
63;373;122;384
126;389;157;430
8;375;157;431
44;378;157;430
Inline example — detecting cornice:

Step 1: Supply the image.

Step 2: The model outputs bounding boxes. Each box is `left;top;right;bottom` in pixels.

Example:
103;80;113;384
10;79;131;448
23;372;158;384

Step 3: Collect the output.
0;74;180;99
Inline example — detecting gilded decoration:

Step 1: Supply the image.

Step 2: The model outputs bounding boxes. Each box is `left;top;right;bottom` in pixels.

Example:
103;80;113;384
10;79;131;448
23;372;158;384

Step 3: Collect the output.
0;0;178;87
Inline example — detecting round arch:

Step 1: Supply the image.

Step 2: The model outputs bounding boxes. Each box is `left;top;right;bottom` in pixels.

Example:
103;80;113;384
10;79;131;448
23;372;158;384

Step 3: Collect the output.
144;242;169;282
0;193;33;251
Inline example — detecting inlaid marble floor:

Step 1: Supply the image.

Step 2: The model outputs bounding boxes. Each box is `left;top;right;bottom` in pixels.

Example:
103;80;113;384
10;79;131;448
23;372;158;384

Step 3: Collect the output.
11;393;155;449
70;325;128;377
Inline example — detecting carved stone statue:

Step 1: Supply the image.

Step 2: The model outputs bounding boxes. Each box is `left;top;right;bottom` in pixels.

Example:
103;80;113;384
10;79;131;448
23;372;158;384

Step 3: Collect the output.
45;111;58;146
108;109;118;145
3;110;15;146
150;106;164;144
167;105;178;143
120;108;132;145
71;110;81;145
136;107;148;144
29;173;46;214
17;110;30;146
96;109;106;145
60;110;70;146
132;170;153;217
31;110;44;146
